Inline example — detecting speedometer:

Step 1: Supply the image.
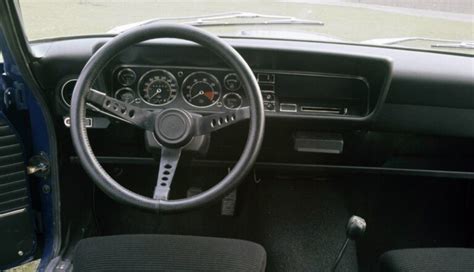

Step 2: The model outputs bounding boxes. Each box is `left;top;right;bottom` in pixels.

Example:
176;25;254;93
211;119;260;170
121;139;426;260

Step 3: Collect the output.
182;72;221;107
138;70;178;106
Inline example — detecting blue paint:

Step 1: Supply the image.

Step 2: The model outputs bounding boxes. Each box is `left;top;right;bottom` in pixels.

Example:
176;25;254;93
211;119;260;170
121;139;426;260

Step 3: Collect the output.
0;32;56;271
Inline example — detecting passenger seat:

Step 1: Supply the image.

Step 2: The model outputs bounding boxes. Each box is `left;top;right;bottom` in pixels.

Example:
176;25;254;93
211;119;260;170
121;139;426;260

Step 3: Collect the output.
379;248;474;272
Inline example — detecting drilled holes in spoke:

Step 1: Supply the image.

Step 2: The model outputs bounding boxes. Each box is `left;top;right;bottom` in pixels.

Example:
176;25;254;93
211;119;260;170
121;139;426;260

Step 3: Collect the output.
153;148;181;201
104;98;136;119
160;164;173;186
210;113;236;128
196;108;249;135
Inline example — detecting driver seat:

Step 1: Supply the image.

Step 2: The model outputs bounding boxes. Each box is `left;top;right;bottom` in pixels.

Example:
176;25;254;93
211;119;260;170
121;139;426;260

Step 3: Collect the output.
73;234;266;272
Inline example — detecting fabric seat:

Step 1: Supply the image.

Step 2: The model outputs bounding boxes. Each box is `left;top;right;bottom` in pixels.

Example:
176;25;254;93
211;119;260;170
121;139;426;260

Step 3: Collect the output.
379;248;474;272
73;234;266;272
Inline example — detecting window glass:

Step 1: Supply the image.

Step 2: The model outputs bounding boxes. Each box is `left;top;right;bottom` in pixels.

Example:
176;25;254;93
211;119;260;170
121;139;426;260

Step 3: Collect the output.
19;0;474;55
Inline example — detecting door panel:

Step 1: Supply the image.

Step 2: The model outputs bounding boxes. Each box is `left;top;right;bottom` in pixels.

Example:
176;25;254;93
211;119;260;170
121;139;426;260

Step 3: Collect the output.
0;114;36;268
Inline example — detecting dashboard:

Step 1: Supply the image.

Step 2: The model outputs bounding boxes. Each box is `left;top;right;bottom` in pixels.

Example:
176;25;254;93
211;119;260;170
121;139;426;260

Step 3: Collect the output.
58;64;380;125
31;37;472;136
28;36;474;177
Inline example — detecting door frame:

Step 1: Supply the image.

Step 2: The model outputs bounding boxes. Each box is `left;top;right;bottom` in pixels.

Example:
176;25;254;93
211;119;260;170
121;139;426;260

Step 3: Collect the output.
0;0;61;271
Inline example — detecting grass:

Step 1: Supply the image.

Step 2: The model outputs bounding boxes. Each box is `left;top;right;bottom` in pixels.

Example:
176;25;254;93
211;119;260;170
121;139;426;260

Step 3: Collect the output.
18;0;474;54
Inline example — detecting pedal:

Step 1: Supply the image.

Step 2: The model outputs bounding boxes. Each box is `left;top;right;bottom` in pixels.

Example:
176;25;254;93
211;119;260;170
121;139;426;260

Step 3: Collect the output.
221;189;237;216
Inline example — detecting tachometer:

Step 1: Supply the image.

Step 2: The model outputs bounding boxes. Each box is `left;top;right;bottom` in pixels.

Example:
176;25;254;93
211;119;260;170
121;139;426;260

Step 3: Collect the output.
182;72;221;107
138;70;178;105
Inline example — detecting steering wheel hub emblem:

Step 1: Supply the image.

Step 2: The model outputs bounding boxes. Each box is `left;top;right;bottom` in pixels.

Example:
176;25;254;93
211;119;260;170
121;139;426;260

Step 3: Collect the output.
154;109;193;147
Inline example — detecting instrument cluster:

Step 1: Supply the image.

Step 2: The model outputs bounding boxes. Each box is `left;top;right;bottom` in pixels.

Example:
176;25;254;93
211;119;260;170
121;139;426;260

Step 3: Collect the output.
112;66;246;111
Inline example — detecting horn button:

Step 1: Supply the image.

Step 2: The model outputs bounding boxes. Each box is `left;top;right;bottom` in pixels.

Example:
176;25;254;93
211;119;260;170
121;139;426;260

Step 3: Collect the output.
154;109;193;147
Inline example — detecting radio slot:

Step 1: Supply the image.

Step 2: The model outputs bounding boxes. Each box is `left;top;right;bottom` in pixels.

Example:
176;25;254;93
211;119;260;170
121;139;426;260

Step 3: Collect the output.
300;106;348;115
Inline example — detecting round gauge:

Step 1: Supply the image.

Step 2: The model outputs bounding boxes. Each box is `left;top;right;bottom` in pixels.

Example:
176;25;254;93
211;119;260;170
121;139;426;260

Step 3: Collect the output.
223;92;243;109
224;73;241;91
138;70;178;105
182;72;221;107
115;88;136;103
117;68;137;86
60;79;77;107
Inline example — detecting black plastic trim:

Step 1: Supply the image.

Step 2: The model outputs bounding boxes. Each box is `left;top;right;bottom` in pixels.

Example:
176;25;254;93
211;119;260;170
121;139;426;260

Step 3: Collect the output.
69;156;474;180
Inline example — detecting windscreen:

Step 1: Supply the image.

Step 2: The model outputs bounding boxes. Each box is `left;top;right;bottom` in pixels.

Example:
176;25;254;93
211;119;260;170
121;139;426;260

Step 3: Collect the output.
18;0;474;55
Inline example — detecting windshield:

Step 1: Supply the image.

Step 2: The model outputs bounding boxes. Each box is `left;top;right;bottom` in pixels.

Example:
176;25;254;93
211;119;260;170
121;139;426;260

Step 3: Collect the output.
18;0;474;55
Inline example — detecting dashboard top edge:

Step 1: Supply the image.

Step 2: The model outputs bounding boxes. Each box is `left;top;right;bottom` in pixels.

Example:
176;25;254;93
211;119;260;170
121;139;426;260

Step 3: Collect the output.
34;36;396;64
33;35;471;84
30;34;473;59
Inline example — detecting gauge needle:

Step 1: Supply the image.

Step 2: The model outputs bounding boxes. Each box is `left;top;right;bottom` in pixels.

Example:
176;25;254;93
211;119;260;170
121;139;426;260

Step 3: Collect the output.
149;88;162;100
190;90;204;100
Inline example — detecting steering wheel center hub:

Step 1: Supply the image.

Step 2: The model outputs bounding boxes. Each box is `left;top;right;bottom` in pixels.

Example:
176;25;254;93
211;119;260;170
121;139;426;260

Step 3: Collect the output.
154;109;193;147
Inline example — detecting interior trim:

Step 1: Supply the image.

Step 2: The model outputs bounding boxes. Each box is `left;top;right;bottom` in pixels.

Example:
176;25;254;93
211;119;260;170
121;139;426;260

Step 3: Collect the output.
70;156;474;180
0;208;26;219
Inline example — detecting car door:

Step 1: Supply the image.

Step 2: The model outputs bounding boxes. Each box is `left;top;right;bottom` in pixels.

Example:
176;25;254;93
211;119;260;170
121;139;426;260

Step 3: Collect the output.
0;38;39;270
0;1;61;269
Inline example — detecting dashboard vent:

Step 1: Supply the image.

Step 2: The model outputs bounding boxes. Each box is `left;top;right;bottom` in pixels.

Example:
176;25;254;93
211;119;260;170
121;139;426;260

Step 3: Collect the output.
60;79;77;107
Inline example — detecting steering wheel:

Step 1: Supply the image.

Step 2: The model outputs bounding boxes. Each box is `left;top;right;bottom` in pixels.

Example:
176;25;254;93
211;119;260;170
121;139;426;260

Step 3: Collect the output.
70;23;265;212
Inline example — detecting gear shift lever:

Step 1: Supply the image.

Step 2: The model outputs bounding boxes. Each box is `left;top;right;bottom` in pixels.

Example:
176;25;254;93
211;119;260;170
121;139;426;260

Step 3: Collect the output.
331;215;366;272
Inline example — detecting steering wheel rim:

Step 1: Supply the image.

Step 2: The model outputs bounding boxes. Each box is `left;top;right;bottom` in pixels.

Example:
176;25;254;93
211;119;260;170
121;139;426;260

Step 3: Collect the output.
70;23;265;212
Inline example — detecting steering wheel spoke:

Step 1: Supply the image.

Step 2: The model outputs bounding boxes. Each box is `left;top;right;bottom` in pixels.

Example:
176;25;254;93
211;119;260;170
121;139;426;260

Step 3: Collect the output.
153;147;181;201
86;89;155;131
194;107;250;135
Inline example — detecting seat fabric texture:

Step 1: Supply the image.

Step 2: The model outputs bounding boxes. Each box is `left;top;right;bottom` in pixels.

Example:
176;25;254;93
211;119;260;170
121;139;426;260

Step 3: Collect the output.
73;234;266;272
379;248;474;272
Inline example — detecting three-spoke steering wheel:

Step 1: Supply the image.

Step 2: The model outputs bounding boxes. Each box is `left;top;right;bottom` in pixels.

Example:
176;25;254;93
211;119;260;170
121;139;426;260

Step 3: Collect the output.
70;24;265;212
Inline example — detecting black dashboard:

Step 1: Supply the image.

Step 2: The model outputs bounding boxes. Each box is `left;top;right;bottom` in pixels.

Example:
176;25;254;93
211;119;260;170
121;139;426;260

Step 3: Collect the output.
47;38;392;127
30;37;474;177
60;65;374;116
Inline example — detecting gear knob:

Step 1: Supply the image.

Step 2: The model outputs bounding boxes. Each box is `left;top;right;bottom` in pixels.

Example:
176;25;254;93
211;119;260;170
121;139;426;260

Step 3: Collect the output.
346;215;366;240
331;215;367;272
